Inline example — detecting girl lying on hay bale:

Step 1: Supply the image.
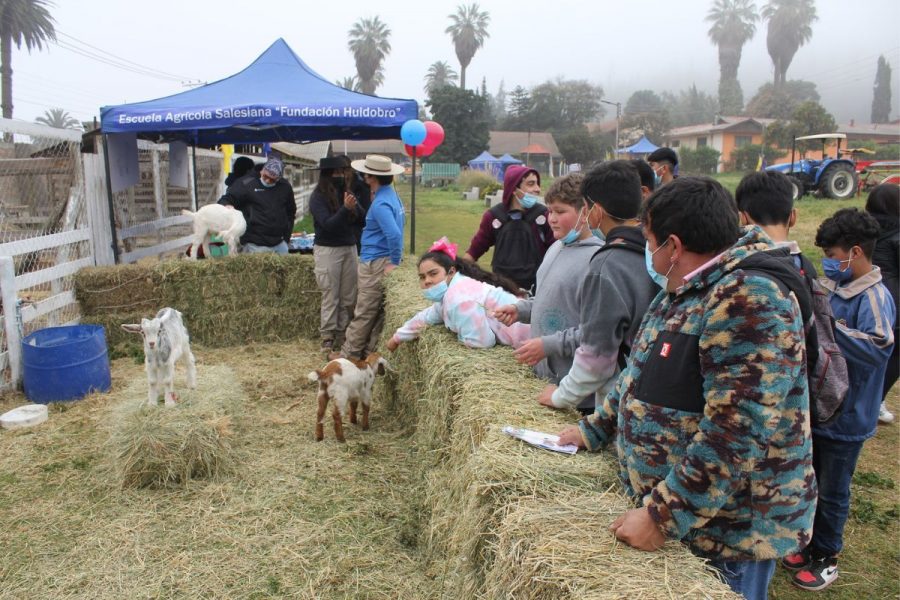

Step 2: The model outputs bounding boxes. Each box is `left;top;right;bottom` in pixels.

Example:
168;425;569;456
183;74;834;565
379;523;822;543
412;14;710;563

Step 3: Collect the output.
385;237;531;352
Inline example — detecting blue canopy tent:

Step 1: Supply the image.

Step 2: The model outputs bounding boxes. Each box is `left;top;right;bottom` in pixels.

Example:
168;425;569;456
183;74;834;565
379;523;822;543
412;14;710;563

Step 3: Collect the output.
468;150;501;180
98;39;418;261
498;153;523;165
616;135;659;155
100;38;417;144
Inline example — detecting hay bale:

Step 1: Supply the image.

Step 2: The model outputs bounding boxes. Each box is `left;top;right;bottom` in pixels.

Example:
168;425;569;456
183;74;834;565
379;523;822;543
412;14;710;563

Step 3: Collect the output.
77;254;321;350
483;492;740;599
379;264;736;598
109;364;243;488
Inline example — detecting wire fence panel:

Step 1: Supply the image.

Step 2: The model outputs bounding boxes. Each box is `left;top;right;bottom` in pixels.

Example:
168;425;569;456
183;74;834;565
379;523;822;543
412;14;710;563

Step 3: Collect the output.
111;144;224;263
0;119;90;391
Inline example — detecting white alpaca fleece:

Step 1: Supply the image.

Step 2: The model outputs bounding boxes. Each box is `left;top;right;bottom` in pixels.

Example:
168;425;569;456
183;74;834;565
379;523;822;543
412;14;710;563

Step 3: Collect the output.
308;354;389;442
182;204;247;259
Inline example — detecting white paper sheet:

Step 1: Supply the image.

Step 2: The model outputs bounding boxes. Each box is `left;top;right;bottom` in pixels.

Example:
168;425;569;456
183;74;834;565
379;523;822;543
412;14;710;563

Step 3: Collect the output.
502;425;578;455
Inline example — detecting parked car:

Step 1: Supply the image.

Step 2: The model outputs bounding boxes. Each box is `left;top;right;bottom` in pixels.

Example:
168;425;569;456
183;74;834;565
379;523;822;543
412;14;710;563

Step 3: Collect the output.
766;133;858;200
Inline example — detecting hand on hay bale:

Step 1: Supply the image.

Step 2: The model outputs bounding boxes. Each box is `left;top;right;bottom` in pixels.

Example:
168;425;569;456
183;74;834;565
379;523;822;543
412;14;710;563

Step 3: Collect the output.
537;384;558;408
610;506;667;551
492;304;518;327
556;424;586;449
513;337;546;366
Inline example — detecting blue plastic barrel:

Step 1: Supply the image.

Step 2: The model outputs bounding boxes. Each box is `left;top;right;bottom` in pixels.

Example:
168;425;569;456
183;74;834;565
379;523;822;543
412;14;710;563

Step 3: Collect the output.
22;325;111;403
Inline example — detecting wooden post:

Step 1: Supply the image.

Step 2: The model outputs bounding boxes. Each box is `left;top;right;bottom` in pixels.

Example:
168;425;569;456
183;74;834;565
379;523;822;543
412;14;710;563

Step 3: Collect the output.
83;153;115;266
0;256;22;389
152;148;165;258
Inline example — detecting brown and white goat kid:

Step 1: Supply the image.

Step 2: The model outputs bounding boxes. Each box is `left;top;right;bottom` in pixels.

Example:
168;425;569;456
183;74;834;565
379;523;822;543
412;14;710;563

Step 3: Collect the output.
182;204;247;259
122;307;197;406
308;353;389;442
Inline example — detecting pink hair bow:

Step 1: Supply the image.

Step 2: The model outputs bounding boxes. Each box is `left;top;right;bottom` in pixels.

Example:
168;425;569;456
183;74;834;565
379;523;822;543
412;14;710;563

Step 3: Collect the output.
429;236;458;261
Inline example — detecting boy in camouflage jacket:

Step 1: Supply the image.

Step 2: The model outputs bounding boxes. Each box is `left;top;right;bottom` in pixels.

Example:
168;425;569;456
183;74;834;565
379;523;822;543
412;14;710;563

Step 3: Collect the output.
560;178;816;600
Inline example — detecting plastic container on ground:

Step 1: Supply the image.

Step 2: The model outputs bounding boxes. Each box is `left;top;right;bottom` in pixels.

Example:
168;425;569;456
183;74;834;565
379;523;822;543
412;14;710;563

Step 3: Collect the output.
22;325;111;404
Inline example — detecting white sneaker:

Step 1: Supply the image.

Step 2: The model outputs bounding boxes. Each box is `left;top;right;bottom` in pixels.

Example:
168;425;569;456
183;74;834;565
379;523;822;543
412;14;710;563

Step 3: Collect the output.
878;403;895;424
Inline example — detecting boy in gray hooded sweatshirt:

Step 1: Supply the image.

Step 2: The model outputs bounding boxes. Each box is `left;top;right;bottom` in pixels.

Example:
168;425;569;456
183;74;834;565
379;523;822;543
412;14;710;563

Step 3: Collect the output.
494;173;604;413
537;161;657;412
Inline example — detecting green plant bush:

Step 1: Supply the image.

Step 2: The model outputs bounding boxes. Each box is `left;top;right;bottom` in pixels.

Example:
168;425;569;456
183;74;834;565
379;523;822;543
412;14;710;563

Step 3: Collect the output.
680;146;721;175
731;144;787;171
457;169;498;193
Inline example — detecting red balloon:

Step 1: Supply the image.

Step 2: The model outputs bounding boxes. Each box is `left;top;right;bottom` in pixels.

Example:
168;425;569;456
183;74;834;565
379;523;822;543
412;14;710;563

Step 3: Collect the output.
405;143;434;158
423;121;445;147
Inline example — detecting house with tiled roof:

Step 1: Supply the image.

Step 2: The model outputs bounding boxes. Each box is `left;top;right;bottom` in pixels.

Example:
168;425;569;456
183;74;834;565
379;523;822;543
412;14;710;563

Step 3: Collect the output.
662;116;776;173
488;131;562;175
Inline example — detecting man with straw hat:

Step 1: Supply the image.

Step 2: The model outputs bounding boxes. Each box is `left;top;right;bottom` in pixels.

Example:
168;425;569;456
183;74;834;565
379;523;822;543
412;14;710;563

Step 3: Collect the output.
332;155;406;361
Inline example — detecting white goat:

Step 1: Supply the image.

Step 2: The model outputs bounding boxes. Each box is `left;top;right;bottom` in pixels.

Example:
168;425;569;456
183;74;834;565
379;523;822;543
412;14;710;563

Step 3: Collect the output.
307;353;389;442
122;308;197;406
182;204;247;259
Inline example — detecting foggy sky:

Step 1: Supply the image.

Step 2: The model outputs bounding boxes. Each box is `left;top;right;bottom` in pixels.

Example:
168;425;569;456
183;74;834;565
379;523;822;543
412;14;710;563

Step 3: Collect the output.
9;0;900;128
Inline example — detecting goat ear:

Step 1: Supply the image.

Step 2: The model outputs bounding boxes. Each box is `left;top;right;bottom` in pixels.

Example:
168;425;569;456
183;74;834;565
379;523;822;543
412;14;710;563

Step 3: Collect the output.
121;324;142;334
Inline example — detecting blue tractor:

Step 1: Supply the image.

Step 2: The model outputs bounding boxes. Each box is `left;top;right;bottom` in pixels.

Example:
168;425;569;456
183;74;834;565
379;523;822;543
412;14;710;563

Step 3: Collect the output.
765;133;858;200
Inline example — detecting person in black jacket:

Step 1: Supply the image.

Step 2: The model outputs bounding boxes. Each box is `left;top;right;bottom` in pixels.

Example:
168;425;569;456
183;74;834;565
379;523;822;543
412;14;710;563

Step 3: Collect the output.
309;156;366;353
336;155;372;252
865;183;899;423
218;156;296;255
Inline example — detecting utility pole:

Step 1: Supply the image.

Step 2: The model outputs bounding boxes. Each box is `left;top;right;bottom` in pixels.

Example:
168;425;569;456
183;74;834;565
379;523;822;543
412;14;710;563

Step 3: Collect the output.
601;99;621;157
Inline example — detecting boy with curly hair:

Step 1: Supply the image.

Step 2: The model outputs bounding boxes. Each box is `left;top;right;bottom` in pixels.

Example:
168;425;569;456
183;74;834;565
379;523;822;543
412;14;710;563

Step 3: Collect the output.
784;208;895;591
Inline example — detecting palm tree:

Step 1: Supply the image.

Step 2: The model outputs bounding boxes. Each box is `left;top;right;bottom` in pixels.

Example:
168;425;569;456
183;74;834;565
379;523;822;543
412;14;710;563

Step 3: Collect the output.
762;0;818;88
336;76;361;92
424;61;458;96
347;16;391;95
35;107;79;129
0;0;56;120
705;0;757;114
445;3;489;90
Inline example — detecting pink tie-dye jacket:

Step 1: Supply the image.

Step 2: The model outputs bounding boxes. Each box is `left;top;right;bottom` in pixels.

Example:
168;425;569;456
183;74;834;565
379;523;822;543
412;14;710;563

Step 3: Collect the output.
392;273;531;348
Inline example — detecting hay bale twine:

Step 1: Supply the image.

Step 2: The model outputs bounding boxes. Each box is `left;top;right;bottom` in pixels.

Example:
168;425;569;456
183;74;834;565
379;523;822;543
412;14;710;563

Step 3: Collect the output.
109;364;244;488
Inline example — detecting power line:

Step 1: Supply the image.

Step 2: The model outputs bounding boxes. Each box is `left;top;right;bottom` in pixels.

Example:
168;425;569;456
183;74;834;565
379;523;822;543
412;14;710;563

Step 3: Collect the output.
56;31;195;81
51;30;198;83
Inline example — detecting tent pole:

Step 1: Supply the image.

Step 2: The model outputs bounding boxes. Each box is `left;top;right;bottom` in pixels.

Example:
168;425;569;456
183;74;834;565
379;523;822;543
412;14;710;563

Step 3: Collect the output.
101;133;121;264
410;146;417;255
191;143;199;211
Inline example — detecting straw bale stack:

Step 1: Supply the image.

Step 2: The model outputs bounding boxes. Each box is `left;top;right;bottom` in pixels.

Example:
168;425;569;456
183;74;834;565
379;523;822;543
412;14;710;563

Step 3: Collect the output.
108;364;243;488
378;264;736;598
75;255;320;352
484;492;740;599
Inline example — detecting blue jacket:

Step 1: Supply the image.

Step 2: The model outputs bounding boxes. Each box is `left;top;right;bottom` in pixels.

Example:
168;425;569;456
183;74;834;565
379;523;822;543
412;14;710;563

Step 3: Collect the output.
359;185;404;265
815;267;895;442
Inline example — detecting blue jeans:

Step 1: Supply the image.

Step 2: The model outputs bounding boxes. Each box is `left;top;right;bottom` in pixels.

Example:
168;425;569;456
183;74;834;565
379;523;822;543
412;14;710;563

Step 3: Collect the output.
708;559;776;600
242;241;288;255
810;434;864;557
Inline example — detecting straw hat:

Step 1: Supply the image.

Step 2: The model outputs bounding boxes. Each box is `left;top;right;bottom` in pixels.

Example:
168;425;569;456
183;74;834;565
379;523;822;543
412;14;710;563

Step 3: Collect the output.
351;154;404;176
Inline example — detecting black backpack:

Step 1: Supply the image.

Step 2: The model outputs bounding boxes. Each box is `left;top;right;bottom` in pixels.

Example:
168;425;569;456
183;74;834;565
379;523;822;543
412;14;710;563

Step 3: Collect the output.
737;250;848;425
489;203;547;291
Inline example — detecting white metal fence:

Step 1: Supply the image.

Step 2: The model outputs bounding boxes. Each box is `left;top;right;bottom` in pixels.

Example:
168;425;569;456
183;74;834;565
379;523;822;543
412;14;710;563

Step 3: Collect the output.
0;118;318;392
0;119;92;390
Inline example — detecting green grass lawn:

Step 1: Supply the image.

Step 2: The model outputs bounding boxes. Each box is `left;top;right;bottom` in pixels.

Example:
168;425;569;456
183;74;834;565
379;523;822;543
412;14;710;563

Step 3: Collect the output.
321;174;895;600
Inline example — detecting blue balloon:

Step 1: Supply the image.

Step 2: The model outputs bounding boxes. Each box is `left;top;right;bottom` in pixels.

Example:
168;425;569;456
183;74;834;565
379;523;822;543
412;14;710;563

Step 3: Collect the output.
400;120;427;146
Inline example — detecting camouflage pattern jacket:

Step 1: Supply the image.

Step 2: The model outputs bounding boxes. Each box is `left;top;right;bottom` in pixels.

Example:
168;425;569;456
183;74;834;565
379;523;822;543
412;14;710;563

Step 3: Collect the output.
578;227;816;560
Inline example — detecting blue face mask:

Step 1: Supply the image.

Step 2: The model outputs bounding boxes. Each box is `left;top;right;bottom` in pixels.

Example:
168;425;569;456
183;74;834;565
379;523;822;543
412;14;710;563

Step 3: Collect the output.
519;193;539;209
645;240;671;289
260;178;276;188
561;208;586;246
652;167;662;188
822;257;853;284
591;228;605;242
423;279;449;302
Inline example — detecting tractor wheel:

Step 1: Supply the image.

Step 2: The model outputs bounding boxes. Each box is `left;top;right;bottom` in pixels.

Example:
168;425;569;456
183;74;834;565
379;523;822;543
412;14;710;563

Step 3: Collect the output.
788;177;802;201
822;164;858;199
